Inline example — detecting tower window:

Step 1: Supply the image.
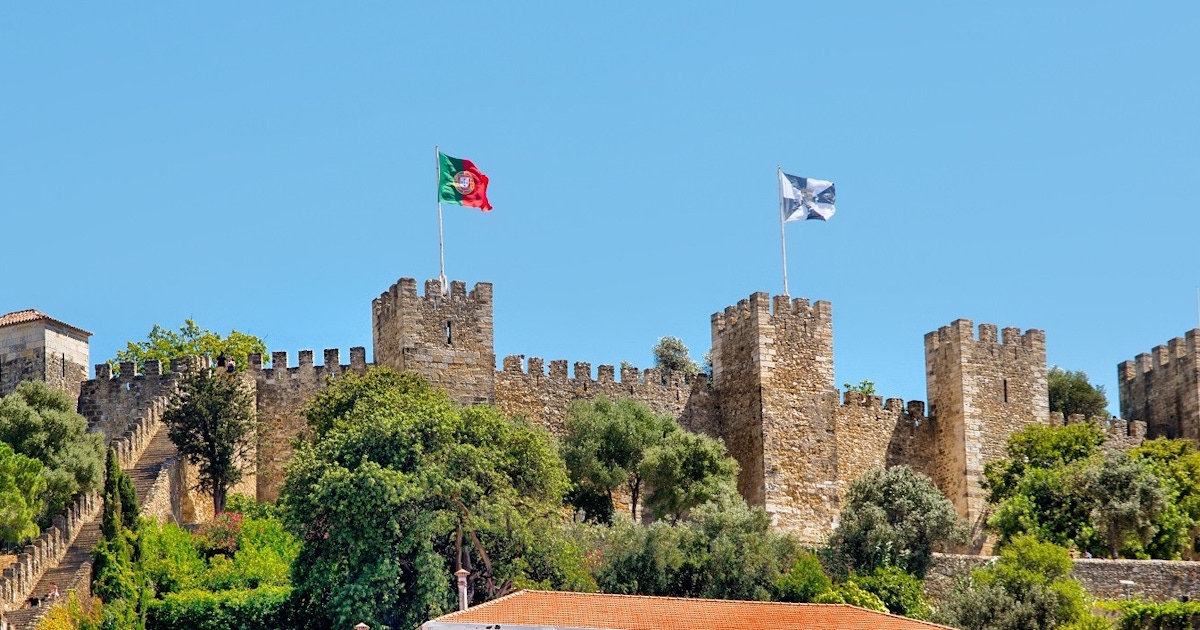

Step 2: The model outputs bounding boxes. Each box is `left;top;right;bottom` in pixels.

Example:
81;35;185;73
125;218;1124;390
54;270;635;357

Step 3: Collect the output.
446;321;453;346
62;353;67;378
1002;379;1008;403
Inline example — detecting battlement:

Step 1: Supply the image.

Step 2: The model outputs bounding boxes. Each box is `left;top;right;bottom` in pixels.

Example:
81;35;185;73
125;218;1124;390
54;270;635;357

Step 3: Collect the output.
248;347;368;381
710;293;832;337
373;277;494;310
1118;329;1200;443
924;319;1046;353
840;389;927;417
1118;330;1200;381
499;355;694;389
92;356;206;381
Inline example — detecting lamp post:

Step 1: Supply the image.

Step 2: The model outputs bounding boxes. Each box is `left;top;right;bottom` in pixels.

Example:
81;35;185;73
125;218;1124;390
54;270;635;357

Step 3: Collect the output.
456;568;471;611
1119;579;1136;600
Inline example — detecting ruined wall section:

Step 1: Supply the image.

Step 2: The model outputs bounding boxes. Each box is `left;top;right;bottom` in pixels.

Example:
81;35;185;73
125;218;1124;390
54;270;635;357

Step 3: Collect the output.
373;278;495;405
250;348;368;502
925;320;1048;540
1118;330;1200;443
493;357;710;437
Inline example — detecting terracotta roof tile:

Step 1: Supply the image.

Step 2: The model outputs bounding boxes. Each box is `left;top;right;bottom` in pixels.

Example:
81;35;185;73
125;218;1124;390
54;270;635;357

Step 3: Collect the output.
0;310;92;336
425;590;954;630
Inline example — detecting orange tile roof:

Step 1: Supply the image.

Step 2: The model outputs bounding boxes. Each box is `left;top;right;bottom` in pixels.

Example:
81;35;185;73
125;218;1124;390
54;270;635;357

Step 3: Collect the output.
424;590;954;630
0;310;91;336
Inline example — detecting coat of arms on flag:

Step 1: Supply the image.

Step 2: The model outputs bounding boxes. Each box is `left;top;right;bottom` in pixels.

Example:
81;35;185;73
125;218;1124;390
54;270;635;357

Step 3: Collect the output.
779;171;835;222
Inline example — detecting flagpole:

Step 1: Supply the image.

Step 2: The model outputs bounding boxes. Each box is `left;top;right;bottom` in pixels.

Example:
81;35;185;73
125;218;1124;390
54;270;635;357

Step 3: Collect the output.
436;145;447;294
778;166;789;296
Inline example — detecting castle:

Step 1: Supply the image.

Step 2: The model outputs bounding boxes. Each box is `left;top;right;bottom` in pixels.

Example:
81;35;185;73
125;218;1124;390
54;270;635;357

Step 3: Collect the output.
0;277;1177;546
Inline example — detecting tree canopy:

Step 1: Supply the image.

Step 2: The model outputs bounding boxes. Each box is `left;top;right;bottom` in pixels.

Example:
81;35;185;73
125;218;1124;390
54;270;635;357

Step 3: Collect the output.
281;368;591;630
163;367;257;514
112;318;267;374
651;336;700;382
827;466;963;579
1047;366;1109;420
0;379;104;527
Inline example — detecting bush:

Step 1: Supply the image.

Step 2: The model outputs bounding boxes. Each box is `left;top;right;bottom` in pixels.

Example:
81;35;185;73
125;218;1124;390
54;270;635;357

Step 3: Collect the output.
775;552;832;603
145;586;292;630
812;582;888;612
850;566;930;619
1113;600;1200;630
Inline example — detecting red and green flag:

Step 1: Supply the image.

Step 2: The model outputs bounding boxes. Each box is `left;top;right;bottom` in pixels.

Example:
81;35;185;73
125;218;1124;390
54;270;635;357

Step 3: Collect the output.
438;151;492;211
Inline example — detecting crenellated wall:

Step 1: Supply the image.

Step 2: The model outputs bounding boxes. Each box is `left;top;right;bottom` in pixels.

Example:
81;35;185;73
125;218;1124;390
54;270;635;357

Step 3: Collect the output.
1119;330;1200;444
78;358;198;443
493;356;704;436
925;320;1049;543
373;278;495;405
249;348;369;502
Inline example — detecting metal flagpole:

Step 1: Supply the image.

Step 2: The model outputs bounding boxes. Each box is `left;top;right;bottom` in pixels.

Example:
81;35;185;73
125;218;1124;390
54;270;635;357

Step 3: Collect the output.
778;166;790;296
436;145;447;294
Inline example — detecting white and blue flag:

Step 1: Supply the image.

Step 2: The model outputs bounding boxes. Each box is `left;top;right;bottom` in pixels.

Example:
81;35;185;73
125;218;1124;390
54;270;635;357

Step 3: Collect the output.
779;171;836;222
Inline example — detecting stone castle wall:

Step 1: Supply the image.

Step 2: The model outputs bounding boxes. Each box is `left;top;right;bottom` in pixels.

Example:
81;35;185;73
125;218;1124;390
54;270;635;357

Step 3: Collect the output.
0;321;89;403
249;348;368;502
924;320;1048;540
373;279;495;405
79;358;191;443
1119;330;1200;443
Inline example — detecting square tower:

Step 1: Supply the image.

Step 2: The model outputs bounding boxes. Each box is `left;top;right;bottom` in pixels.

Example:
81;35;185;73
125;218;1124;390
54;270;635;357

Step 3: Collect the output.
1118;330;1200;443
372;278;495;405
0;310;91;404
924;319;1048;541
710;292;837;543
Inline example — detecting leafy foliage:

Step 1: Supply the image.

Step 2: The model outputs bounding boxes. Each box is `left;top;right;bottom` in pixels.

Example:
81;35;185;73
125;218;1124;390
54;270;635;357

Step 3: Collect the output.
774;551;832;603
35;591;103;630
639;429;739;523
849;566;931;619
1111;599;1200;630
282;368;587;630
561;396;677;521
842;379;877;397
0;441;46;545
1048;366;1110;420
596;497;803;601
0;380;104;527
146;586;292;630
1129;438;1200;559
828;466;963;578
652;336;700;382
163;367;256;514
812;581;888;612
1086;450;1166;559
112;318;267;375
934;536;1094;630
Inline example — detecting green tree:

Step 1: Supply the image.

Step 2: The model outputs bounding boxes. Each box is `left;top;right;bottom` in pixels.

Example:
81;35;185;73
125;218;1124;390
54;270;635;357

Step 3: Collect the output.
1048;366;1109;419
842;379;877;397
561;396;677;522
281;368;588;630
1130;438;1200;558
112;318;267;375
850;566;931;619
934;536;1095;630
639;430;739;523
828;466;963;578
163;367;256;515
0;442;46;545
0;380;104;525
774;551;832;603
985;422;1107;505
652;336;700;382
1085;450;1166;559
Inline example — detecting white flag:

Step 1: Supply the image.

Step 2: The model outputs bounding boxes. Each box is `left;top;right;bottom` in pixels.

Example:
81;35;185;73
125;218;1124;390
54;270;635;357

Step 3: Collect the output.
779;171;836;222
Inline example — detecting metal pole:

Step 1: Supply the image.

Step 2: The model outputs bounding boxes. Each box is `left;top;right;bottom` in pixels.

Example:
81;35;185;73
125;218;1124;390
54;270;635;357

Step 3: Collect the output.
437;145;447;294
1195;286;1199;329
778;166;789;296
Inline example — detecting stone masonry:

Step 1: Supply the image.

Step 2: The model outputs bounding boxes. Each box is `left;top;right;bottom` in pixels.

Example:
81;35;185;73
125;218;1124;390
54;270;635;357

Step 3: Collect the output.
1119;330;1200;443
0;310;90;404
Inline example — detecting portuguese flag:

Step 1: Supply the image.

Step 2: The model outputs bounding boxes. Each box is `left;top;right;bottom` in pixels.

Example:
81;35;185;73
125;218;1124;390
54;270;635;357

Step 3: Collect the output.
438;151;492;211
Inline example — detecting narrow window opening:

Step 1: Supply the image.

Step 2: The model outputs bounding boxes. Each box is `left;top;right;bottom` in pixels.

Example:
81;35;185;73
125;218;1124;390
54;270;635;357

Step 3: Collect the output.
1002;379;1008;403
62;353;67;378
446;321;453;346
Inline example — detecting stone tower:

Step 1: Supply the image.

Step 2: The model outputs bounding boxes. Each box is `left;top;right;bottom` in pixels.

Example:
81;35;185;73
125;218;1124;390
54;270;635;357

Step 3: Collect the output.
924;319;1048;540
710;292;838;542
372;278;495;405
1118;330;1200;443
0;310;91;404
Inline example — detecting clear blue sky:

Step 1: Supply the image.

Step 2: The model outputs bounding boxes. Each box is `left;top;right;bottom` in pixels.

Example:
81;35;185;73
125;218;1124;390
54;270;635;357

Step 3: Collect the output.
4;3;1198;414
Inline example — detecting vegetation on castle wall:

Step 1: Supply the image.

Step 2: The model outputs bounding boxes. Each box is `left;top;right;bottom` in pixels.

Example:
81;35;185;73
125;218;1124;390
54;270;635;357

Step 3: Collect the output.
281;368;589;630
1048;366;1110;420
651;336;700;382
110;319;267;375
163;367;256;514
0;380;104;535
986;424;1200;559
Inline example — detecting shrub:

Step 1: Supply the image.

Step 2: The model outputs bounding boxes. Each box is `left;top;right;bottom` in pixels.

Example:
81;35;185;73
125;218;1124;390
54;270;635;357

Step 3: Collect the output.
145;586;292;630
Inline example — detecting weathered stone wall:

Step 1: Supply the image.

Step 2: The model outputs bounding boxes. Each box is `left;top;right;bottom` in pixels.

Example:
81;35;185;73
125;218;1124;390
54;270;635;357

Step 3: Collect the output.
836;392;935;494
373;278;495;405
249;348;368;502
0;321;89;404
925;553;1200;602
1119;330;1200;444
79;358;191;443
925;320;1049;541
0;492;100;613
493;356;704;436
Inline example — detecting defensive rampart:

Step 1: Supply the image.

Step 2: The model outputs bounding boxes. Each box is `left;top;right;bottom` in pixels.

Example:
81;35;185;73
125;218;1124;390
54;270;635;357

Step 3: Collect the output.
1119;330;1200;443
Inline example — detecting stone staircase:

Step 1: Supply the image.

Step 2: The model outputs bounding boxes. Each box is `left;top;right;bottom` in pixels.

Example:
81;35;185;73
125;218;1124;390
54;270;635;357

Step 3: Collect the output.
5;427;178;629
